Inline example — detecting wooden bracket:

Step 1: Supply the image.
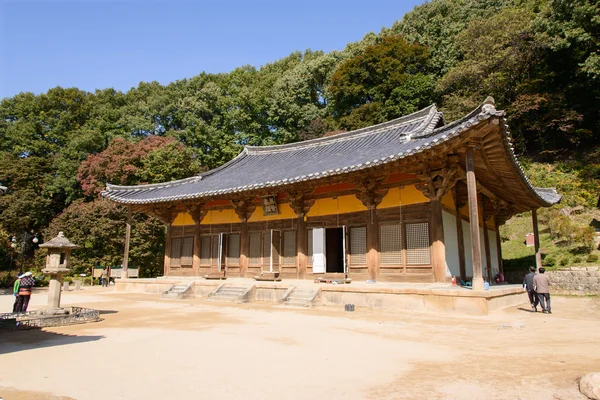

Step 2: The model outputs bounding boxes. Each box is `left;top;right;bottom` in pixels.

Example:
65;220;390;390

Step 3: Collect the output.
286;191;315;217
231;197;257;222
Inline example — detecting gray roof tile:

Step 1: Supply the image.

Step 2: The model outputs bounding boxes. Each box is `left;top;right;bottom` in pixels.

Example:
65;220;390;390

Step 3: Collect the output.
102;101;561;207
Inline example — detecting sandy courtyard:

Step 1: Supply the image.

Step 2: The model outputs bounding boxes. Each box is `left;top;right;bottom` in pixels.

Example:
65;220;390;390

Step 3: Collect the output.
1;287;599;400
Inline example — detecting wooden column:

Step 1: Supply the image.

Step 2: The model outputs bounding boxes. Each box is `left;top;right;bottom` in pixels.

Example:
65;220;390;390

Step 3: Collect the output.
192;221;201;276
366;208;379;280
495;219;504;275
122;206;132;279
297;216;307;279
483;220;492;284
430;199;447;282
288;192;314;280
454;187;466;280
466;146;484;290
231;198;256;278
532;208;542;270
164;224;172;277
240;222;249;277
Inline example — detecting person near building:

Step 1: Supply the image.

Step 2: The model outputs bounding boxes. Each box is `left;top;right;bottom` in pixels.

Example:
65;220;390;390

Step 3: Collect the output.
533;267;551;314
523;266;539;312
15;271;35;312
12;275;21;312
101;268;108;287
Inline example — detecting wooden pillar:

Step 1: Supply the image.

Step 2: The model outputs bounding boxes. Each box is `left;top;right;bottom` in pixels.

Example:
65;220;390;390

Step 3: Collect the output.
430;199;447;282
495;219;504;275
532;209;542;270
466;146;484;290
164;225;172;277
239;222;249;277
192;221;201;276
122;206;132;279
366;208;379;280
297;216;307;279
454;188;466;280
483;221;492;284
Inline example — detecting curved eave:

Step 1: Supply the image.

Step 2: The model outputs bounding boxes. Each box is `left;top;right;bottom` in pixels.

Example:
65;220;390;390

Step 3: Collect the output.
496;117;562;208
101;103;496;205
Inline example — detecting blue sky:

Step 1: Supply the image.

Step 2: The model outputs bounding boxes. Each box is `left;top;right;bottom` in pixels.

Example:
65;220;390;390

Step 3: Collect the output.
0;1;421;99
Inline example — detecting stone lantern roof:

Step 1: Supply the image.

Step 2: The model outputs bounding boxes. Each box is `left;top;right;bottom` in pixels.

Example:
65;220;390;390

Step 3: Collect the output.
39;232;79;249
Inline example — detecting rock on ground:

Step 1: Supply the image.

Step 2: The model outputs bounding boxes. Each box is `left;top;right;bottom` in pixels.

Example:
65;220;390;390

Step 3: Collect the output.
580;373;600;399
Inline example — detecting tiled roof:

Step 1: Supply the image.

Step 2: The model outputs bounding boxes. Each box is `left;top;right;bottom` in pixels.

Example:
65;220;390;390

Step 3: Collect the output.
39;232;79;249
102;101;560;207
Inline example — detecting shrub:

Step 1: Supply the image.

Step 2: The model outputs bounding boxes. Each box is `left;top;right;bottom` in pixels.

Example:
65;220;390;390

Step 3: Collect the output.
559;256;571;267
544;255;556;267
575;226;596;252
573;256;582;264
0;271;16;288
587;254;599;263
63;276;73;283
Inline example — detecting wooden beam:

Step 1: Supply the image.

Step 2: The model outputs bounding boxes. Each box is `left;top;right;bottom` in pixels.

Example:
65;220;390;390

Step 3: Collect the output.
192;220;201;276
453;186;466;280
466;146;484;290
164;225;172;277
532;209;542;270
297;216;307;279
240;222;249;277
495;219;504;276
430;199;447;282
483;222;492;284
366;209;379;280
122;206;131;279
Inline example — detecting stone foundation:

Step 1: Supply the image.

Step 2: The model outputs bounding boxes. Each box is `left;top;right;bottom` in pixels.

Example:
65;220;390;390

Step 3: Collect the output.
116;278;527;316
546;267;600;295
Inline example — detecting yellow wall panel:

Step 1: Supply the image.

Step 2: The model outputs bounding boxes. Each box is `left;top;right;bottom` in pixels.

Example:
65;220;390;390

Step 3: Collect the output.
305;194;367;217
378;185;429;209
441;191;455;210
172;212;194;226
247;203;296;222
200;209;240;225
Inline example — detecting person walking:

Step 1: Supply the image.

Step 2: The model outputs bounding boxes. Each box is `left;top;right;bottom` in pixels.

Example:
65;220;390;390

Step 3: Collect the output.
101;268;108;287
12;274;21;312
15;272;35;312
523;266;539;312
533;267;551;314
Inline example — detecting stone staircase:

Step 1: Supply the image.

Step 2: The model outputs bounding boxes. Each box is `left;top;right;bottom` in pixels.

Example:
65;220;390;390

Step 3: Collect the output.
161;283;195;299
281;287;321;308
208;284;255;303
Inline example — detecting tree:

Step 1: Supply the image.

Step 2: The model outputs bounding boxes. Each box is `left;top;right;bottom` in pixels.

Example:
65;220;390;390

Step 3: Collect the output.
77;136;202;197
43;199;165;277
329;35;436;130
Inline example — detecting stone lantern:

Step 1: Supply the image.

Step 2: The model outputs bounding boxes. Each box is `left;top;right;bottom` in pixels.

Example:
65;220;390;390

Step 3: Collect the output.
39;231;79;308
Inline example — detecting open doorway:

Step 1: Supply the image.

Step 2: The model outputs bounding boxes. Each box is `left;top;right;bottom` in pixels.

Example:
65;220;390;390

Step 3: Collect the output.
325;228;344;273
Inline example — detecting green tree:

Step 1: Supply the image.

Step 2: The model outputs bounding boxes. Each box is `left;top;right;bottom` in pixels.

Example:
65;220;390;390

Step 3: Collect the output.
329;35;436;130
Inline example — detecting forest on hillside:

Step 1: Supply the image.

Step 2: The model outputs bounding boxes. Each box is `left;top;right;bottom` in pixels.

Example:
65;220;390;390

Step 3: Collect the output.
1;0;598;281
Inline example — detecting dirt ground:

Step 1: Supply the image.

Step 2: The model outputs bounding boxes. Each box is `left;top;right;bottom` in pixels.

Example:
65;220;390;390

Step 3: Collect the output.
1;287;599;400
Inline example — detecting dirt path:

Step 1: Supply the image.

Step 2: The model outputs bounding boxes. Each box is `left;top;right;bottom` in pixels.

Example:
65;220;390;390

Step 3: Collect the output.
1;289;599;400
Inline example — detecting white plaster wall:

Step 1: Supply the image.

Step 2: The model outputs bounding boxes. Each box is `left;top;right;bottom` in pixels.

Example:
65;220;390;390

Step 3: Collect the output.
442;211;460;277
462;220;473;277
488;229;499;277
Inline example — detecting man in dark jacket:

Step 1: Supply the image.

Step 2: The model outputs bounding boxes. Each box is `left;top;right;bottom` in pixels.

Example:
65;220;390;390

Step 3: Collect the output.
523;266;539;312
15;271;35;312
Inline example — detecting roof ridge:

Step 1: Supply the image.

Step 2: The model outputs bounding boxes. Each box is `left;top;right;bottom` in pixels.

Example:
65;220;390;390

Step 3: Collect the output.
245;104;439;154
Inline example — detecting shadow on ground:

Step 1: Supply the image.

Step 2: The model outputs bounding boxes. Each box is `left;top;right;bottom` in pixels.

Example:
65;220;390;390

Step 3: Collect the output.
0;329;104;355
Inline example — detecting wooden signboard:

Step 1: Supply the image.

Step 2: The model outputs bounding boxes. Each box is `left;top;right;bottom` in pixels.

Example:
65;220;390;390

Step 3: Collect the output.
261;195;279;216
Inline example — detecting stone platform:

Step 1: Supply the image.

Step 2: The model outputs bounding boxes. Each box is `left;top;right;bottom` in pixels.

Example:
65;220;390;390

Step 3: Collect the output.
115;277;527;316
